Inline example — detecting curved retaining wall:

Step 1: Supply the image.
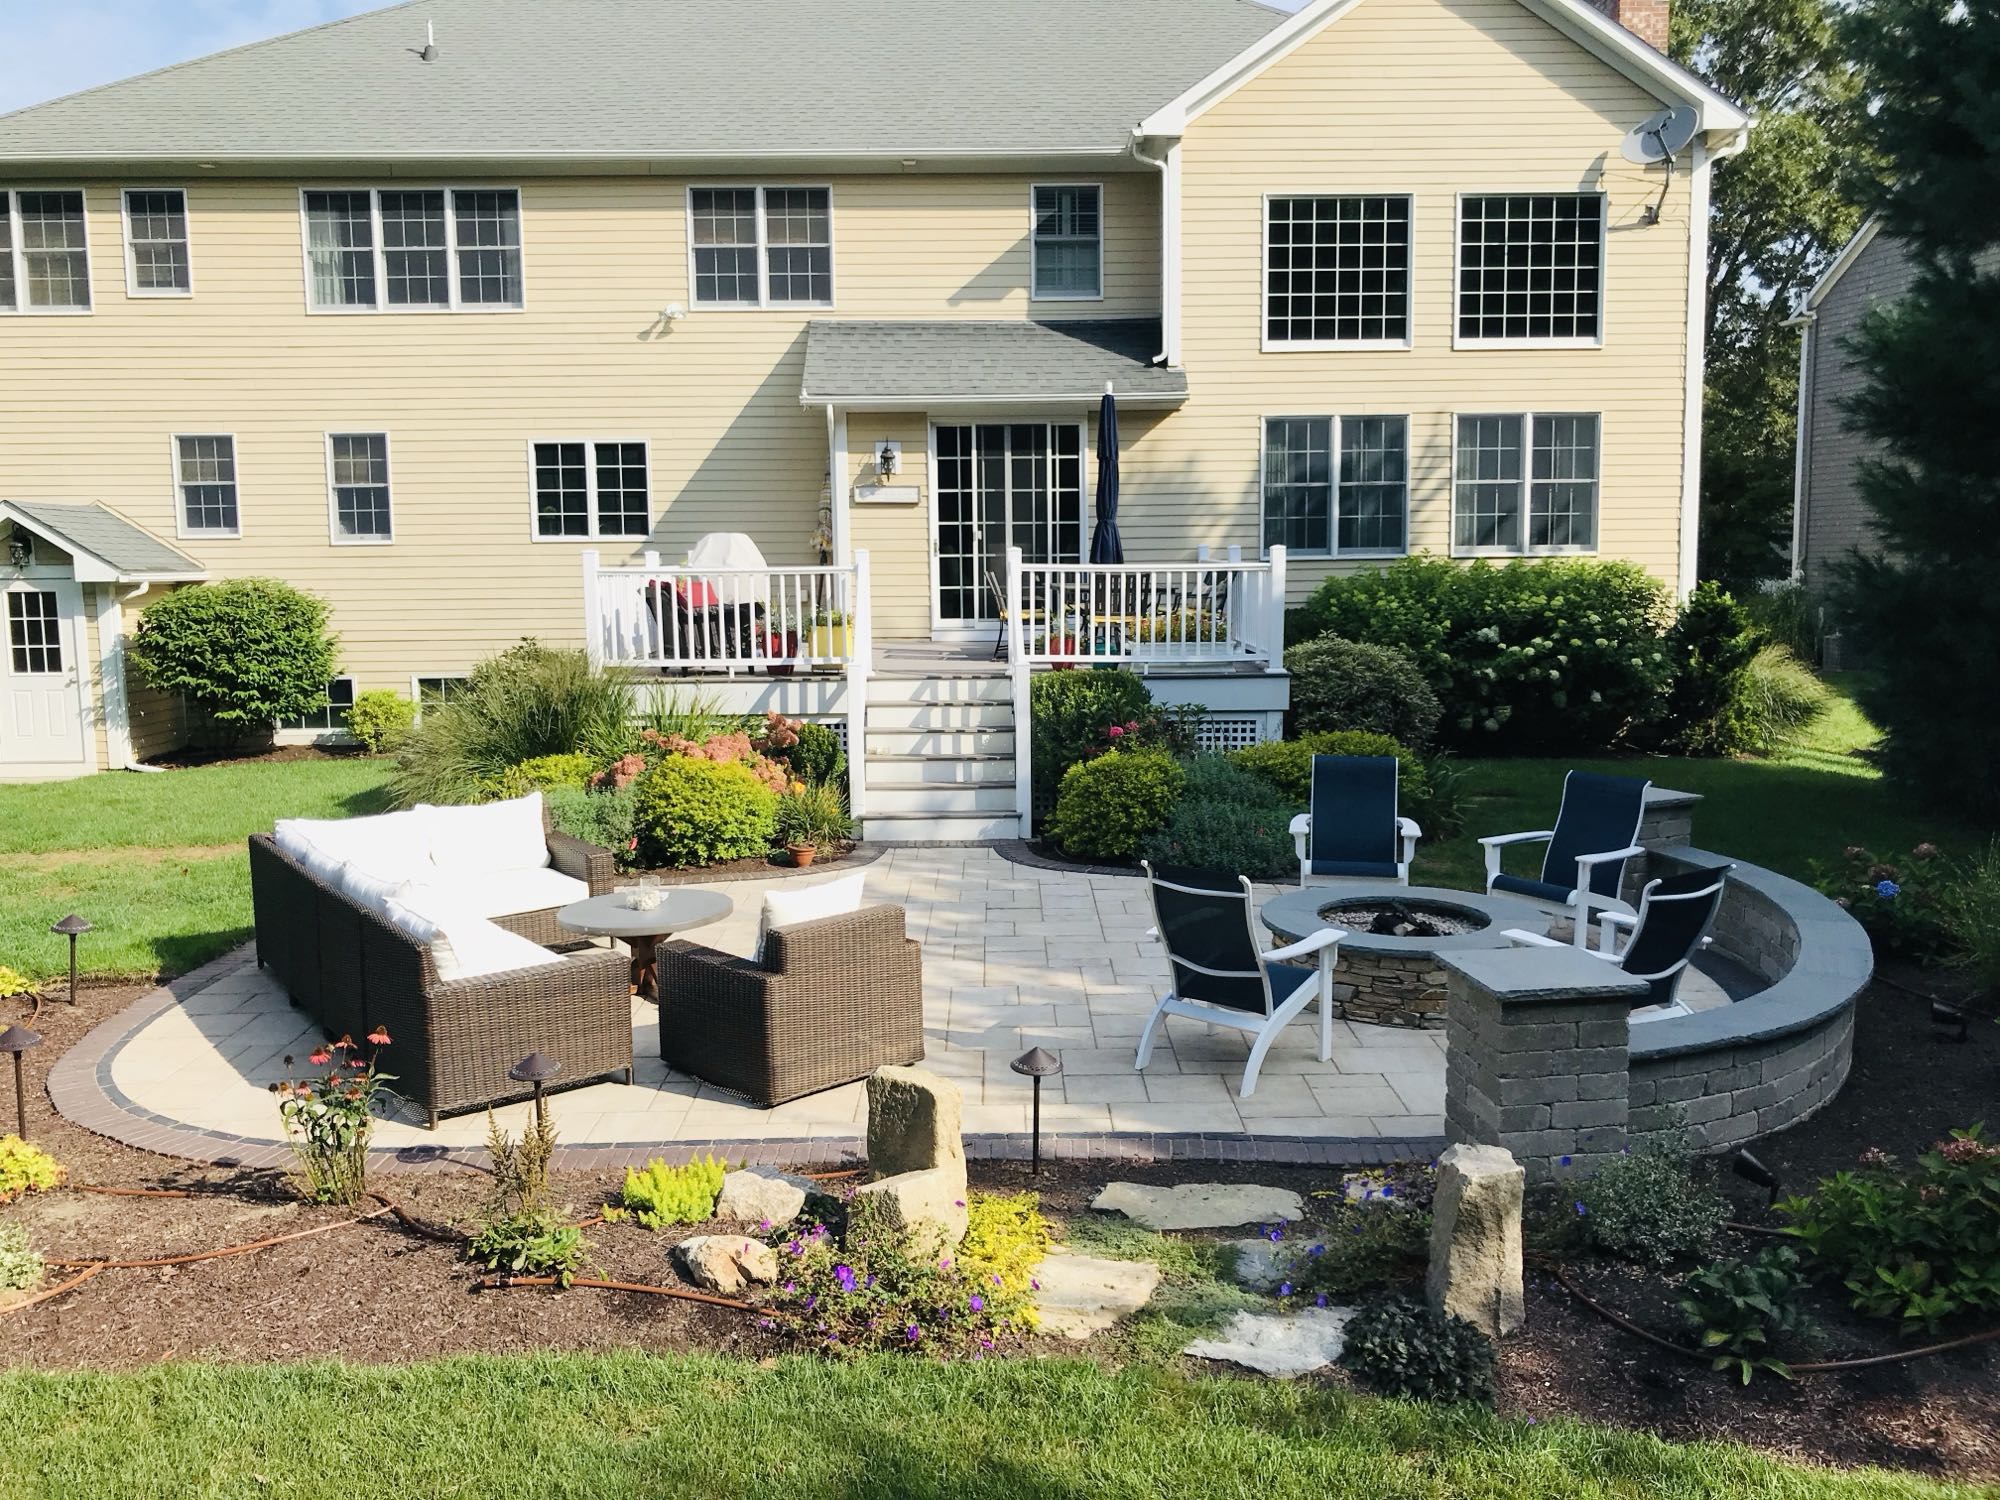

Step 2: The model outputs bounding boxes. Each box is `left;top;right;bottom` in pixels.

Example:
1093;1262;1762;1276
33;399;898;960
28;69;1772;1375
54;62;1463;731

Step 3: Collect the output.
1625;845;1873;1153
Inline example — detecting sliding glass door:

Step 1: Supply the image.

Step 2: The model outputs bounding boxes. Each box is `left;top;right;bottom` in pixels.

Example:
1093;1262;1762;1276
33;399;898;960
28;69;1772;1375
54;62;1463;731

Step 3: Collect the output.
933;422;1083;626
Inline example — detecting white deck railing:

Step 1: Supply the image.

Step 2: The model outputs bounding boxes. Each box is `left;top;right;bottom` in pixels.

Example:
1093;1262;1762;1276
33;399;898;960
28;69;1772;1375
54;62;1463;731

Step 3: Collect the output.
1008;546;1287;669
583;550;870;673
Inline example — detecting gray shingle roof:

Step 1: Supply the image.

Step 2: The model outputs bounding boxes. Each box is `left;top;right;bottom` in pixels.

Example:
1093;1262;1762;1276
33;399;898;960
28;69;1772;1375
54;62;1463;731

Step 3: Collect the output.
0;0;1287;164
802;319;1188;404
5;502;206;579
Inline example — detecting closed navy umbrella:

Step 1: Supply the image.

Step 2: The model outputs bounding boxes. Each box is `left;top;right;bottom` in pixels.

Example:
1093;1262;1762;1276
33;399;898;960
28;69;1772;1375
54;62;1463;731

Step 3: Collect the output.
1089;382;1124;565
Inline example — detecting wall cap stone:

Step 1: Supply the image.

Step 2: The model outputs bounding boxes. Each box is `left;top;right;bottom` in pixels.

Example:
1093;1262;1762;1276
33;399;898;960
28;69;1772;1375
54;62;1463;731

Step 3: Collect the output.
1442;947;1652;1005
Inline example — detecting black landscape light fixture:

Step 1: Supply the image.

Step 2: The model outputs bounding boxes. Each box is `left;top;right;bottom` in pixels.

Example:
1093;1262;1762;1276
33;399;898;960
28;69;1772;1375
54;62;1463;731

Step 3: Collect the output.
1732;1148;1781;1208
509;1052;562;1130
1931;1000;1970;1043
0;1024;43;1140
1010;1047;1063;1176
50;914;91;1006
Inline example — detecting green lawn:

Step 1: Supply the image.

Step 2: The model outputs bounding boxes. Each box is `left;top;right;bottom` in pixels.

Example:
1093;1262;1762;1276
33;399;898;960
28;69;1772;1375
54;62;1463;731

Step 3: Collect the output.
1415;676;1953;891
0;757;393;982
0;1352;1971;1500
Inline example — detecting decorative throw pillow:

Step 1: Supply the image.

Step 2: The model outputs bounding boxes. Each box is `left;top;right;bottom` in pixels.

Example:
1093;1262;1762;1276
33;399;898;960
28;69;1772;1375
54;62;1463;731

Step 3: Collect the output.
419;792;551;877
755;870;868;963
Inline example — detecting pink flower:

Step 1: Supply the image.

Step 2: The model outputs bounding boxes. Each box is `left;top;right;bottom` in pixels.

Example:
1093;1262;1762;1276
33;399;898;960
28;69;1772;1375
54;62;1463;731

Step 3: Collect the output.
1913;842;1941;861
1107;725;1124;738
309;1049;332;1067
366;1027;391;1046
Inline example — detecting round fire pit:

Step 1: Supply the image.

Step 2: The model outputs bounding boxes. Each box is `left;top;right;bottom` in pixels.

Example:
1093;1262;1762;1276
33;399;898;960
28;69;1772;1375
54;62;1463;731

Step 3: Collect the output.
1259;883;1560;1030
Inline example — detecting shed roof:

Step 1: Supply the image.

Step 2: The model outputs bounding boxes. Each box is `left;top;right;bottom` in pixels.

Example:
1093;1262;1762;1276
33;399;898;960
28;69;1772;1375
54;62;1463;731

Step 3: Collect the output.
1;502;208;583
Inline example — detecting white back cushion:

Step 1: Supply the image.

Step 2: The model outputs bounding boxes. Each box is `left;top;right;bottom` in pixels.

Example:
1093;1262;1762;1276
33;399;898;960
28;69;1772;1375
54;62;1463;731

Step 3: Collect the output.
756;870;868;963
336;862;406;918
275;810;431;885
420;792;551;877
385;890;563;982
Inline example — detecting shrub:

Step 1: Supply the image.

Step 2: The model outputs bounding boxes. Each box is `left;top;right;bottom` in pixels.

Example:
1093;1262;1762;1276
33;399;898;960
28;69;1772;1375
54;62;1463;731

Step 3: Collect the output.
129;579;339;742
1340;1293;1497;1405
485;751;598;801
643;727;791;795
1284;636;1442;748
1138;797;1296;880
1569;1144;1726;1267
483;1100;558;1223
0;966;41;1003
632;756;778;868
781;721;846;788
1229;731;1433;822
391;642;635;807
1734;645;1832;753
1656;581;1762;755
1779;1126;2000;1330
1814;842;1955;962
1276;1163;1435;1300
0;1224;44;1295
543;784;639;864
271;1030;391;1206
1295;556;1673;752
1178;752;1284;807
1680;1245;1811;1383
605;1155;725;1229
1029;669;1194;810
1940;840;2000;994
0;1135;65;1205
957;1192;1053;1314
774;781;855;849
634;689;746;744
1044;750;1185;862
1743;581;1822;662
347;689;417;754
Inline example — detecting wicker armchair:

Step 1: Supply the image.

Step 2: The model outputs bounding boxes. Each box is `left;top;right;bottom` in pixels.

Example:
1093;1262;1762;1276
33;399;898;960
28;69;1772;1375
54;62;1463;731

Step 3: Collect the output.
656;904;924;1107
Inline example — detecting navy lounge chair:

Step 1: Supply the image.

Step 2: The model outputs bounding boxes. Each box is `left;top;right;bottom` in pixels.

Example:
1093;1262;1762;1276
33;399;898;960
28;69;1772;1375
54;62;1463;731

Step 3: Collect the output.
1289;754;1421;887
1504;864;1732;1019
1134;862;1345;1098
1480;770;1650;946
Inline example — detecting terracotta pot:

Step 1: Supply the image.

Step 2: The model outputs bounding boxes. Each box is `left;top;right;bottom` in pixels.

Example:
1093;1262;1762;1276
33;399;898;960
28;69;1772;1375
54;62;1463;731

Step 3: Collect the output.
789;842;818;868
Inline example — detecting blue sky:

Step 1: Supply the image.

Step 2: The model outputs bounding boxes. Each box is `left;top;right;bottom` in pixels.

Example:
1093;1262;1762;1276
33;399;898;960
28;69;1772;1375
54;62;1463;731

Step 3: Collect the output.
0;1;384;116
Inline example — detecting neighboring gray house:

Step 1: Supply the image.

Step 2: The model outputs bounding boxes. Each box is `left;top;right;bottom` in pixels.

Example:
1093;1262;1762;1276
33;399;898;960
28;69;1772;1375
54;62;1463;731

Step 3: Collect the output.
1790;218;1916;597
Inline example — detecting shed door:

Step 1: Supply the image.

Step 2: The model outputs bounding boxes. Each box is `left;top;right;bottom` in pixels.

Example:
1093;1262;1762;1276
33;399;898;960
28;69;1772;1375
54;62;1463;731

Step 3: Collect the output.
1;581;88;769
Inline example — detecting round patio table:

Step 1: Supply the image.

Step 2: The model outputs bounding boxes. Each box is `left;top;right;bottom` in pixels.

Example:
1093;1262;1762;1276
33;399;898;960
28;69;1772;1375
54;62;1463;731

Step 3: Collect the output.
557;889;733;1001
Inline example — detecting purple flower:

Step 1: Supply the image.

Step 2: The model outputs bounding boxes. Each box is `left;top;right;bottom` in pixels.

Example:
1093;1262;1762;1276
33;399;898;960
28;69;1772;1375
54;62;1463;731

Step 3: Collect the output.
1876;879;1901;900
1380;1185;1395;1198
1559;1155;1573;1167
1574;1201;1588;1217
1279;1281;1293;1297
1526;1416;1538;1426
1307;1244;1325;1258
804;1294;818;1311
992;1274;1002;1286
866;1274;877;1289
1031;1278;1040;1291
834;1264;856;1293
757;1317;775;1331
1315;1293;1328;1308
906;1324;921;1342
759;1218;772;1231
1266;1225;1284;1242
783;1281;795;1294
969;1294;985;1312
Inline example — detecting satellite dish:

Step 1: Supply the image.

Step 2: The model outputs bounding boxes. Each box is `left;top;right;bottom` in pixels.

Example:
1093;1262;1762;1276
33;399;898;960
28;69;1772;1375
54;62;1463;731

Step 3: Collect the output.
1621;105;1699;165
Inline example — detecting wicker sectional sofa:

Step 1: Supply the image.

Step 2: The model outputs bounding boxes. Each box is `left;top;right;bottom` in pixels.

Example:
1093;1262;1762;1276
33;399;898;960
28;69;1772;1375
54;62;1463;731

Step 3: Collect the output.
248;797;633;1127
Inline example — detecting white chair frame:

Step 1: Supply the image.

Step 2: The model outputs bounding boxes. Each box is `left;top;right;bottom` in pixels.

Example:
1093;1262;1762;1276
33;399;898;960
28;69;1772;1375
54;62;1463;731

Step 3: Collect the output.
1133;869;1346;1099
1479;775;1647;948
1500;869;1731;1022
1289;811;1422;888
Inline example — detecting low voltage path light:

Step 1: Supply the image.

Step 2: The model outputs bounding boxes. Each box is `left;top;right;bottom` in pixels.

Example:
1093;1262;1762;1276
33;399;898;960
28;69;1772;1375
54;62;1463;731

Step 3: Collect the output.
1731;1148;1781;1209
1931;1001;1970;1043
50;914;91;1006
509;1052;562;1131
0;1024;43;1140
1010;1047;1063;1176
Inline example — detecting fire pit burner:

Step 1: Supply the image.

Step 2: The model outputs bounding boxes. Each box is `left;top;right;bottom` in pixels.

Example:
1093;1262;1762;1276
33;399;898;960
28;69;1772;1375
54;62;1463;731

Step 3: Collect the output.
1316;898;1491;939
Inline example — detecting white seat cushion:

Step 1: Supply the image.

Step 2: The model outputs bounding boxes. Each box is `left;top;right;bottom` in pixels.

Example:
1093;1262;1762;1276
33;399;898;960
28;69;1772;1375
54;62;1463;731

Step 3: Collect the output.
275;809;432;885
418;793;551;877
405;865;587;922
385;891;566;982
756;870;868;962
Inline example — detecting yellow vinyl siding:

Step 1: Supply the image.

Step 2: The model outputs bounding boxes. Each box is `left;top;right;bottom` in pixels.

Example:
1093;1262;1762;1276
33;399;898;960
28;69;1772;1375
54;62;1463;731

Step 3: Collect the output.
846;415;933;640
1133;0;1694;597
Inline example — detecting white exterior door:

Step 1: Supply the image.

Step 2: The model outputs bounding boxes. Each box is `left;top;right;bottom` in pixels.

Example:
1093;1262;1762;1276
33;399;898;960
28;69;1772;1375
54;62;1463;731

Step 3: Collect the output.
1;580;89;772
930;422;1086;634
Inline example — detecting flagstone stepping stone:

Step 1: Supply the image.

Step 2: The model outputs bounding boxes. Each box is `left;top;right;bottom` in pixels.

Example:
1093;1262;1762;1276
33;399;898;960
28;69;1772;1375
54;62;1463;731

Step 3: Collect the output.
1091;1181;1304;1232
1183;1306;1358;1378
1224;1236;1326;1292
1032;1252;1162;1339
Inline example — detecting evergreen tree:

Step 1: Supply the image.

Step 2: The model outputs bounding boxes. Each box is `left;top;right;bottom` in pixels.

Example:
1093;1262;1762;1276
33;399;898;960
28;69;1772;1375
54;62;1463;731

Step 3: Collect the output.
1834;0;2000;815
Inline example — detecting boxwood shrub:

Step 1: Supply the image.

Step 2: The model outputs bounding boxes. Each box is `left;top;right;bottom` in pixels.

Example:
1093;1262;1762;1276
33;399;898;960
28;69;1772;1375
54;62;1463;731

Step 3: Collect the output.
631;756;778;868
129;578;338;742
1229;731;1431;819
1043;750;1184;862
1284;636;1441;748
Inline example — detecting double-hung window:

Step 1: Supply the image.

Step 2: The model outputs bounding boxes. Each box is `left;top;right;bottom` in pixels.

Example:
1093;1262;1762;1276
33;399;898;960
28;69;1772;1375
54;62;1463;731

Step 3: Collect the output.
688;187;832;307
531;440;650;539
123;189;191;295
1454;413;1600;553
1262;415;1410;557
280;677;355;732
174;434;239;536
1265;195;1410;347
1457;193;1603;344
302;187;522;311
1031;184;1102;300
0;189;91;312
326;433;393;543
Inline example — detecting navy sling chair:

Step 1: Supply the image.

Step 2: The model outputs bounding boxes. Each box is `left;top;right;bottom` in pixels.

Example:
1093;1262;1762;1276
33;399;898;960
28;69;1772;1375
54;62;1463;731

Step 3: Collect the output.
1133;862;1345;1098
1505;864;1733;1019
1480;770;1651;947
1289;754;1422;886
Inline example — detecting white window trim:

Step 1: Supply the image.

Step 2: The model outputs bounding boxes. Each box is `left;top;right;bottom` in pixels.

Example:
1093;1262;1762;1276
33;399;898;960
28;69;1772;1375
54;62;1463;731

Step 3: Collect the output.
168;431;242;540
524;437;654;542
1259;191;1414;353
1448;409;1603;558
684;184;836;311
297;186;527;316
1028;182;1105;304
324;430;395;546
275;674;356;740
0;186;95;317
1257;412;1413;561
121;186;194;299
1451;190;1608;351
410;672;470;720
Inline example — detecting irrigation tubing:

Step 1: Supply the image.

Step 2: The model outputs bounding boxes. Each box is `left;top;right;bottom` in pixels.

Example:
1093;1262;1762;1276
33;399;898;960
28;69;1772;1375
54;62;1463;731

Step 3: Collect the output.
0;1265;100;1317
473;1274;756;1311
1548;1263;2000;1374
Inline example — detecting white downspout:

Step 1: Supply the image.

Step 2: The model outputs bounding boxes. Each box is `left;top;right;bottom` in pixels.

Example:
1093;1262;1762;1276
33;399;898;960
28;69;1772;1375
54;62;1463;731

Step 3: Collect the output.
1678;129;1749;600
1783;309;1816;584
1132;136;1182;369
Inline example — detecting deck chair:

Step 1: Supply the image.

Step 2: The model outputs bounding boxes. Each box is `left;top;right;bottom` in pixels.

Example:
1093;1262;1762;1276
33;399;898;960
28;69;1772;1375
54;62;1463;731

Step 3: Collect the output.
984;570;1051;662
1503;864;1732;1020
1133;862;1345;1099
1289;754;1421;887
1480;770;1650;947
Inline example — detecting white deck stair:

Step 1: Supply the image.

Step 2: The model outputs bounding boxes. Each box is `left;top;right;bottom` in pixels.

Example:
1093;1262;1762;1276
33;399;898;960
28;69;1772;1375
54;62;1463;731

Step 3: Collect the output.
859;655;1020;843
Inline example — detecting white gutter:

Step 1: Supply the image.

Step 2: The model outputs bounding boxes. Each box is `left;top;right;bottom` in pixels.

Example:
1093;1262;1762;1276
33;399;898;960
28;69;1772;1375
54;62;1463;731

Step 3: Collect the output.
1131;136;1183;369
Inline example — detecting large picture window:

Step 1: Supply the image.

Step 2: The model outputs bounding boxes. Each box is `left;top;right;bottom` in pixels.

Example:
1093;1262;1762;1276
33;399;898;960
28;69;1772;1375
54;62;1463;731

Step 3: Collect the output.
1265;195;1410;346
303;187;521;311
1262;416;1409;557
1457;194;1602;343
1031;184;1102;300
1454;413;1600;553
0;189;91;312
531;440;651;539
689;186;832;307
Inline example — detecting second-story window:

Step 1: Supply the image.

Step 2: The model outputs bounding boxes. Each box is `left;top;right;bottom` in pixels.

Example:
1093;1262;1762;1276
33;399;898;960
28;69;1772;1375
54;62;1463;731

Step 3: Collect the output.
327;432;393;543
302;187;521;312
123;189;191;295
1032;184;1102;300
689;186;832;307
0;189;91;313
1457;193;1603;343
174;434;239;536
1265;195;1410;347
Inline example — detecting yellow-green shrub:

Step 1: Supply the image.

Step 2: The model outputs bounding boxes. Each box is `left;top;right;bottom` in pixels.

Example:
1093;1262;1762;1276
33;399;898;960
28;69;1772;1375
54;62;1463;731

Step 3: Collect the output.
485;752;599;801
607;1154;726;1228
0;1136;65;1205
1043;750;1185;861
958;1192;1052;1324
632;757;779;868
347;689;417;754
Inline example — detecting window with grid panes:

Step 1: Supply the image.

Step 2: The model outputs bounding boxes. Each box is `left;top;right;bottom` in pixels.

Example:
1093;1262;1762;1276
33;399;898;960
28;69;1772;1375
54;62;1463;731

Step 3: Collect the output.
1032;185;1101;298
0;200;14;310
1265;196;1409;344
1455;415;1524;550
1262;417;1333;554
175;435;239;534
379;190;449;307
303;191;377;307
328;434;392;541
6;191;91;310
7;591;62;674
764;188;832;303
304;188;520;310
1455;413;1601;553
124;189;190;293
1337;417;1408;553
280;677;355;731
689;187;831;306
532;440;649;538
1529;414;1599;548
452;190;522;305
1457;194;1602;341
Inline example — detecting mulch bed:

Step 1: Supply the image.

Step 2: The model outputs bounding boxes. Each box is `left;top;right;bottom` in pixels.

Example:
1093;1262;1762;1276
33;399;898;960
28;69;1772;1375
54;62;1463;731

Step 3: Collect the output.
633;841;882;885
5;974;1999;1480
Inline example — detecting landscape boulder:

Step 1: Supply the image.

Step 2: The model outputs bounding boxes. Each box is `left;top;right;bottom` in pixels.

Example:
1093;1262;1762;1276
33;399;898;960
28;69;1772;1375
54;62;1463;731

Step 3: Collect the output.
1425;1142;1525;1338
675;1235;779;1296
714;1167;816;1227
860;1066;969;1248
